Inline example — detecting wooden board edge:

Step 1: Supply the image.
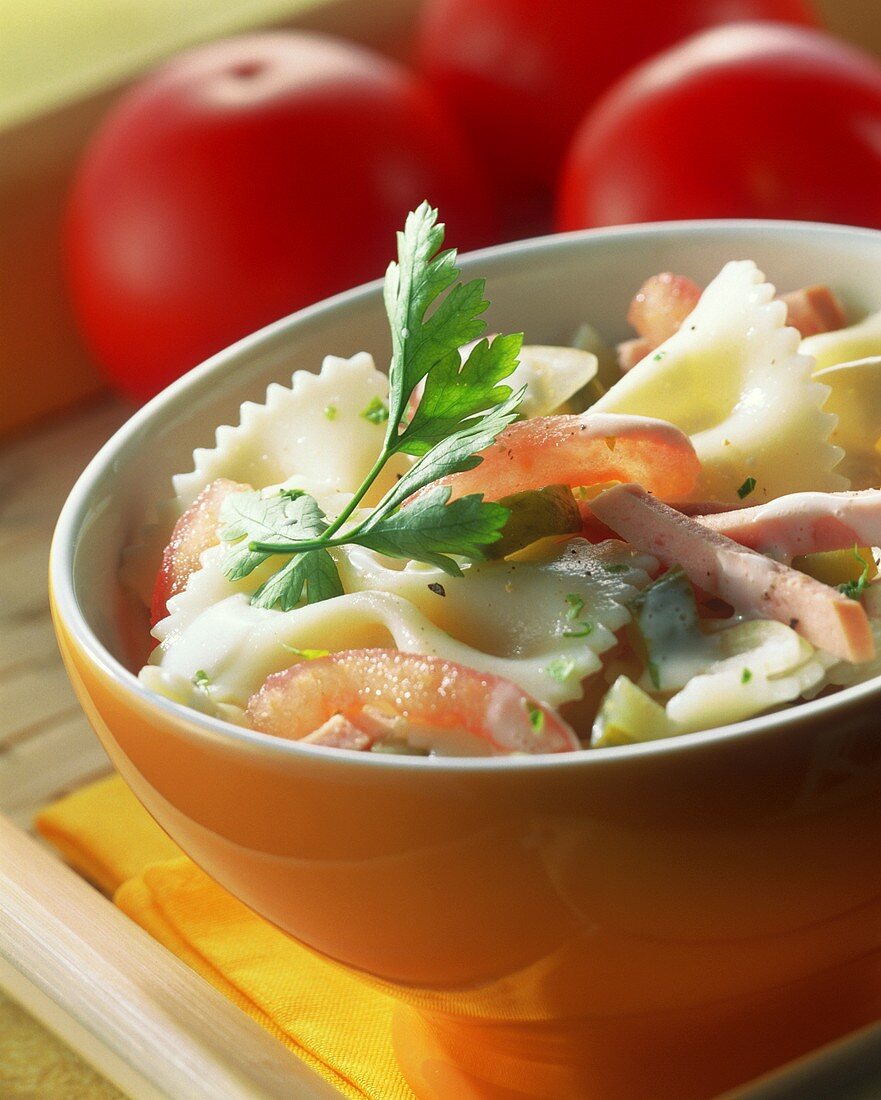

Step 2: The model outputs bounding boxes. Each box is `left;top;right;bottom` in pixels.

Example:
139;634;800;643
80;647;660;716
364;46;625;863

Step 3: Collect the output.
0;813;341;1100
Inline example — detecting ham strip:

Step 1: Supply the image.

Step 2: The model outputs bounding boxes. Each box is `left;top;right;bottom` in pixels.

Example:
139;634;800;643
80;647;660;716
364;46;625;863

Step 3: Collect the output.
693;491;881;561
780;285;847;339
590;484;874;664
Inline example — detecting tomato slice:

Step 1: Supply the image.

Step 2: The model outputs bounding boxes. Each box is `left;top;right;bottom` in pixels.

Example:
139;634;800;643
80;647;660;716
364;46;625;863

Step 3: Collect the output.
432;412;700;504
247;649;580;756
151;478;250;625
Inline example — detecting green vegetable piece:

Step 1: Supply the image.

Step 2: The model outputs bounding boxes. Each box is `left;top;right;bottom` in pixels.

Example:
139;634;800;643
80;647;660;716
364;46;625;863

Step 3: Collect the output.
192;669;211;689
592;676;674;748
361;396;389;424
630;566;702;692
838;545;872;601
526;701;545;733
547;656;577;684
741;668;753;684
484;484;581;559
737;476;757;499
565;593;585;620
324;405;338;421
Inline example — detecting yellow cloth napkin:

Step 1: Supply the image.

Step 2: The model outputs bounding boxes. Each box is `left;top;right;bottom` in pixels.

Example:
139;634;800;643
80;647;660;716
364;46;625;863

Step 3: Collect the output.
36;776;414;1100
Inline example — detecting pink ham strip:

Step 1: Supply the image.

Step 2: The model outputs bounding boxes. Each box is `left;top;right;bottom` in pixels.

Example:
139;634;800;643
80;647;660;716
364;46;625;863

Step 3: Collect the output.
590;484;874;664
780;285;847;339
693;491;881;561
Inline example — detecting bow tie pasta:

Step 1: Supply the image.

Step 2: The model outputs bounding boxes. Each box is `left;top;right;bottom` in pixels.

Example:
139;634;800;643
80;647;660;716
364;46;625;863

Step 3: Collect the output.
132;208;881;756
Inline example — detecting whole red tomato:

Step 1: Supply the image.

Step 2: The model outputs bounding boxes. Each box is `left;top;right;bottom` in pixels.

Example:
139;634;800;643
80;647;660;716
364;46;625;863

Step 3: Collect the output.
558;24;881;230
415;0;817;233
66;33;493;402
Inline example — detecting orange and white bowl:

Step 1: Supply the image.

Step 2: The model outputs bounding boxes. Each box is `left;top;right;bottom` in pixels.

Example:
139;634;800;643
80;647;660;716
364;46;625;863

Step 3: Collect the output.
51;221;881;1100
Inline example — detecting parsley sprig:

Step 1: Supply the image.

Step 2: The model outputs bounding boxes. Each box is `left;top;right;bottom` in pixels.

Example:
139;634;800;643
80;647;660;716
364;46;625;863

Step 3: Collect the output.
219;203;524;609
838;546;872;601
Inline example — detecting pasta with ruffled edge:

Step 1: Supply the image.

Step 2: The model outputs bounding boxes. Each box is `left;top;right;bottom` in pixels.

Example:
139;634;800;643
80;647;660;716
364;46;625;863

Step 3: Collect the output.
592;260;845;503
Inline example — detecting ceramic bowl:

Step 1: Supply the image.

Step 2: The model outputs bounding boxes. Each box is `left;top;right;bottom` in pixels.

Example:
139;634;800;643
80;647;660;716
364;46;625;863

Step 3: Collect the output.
51;221;881;1100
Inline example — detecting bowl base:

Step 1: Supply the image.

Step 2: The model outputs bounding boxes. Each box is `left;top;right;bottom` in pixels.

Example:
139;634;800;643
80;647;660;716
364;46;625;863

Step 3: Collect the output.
392;946;881;1100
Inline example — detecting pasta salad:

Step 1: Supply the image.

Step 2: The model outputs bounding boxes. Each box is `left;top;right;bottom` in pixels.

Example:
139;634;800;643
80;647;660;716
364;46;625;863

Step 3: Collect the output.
135;205;881;756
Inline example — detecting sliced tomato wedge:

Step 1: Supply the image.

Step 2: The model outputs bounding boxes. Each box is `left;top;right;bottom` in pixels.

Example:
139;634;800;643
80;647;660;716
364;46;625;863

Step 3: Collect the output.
627;272;702;347
150;477;250;625
246;649;580;756
434;412;699;504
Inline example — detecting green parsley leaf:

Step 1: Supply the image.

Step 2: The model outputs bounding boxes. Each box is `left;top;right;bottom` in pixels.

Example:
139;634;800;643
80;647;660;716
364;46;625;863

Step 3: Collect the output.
220;489;331;581
562;621;593;638
741;668;753;684
354;487;509;576
547;656;577;683
737;476;757;499
526;701;544;733
565;594;585;621
372;389;523;520
838;545;872;601
383;203;489;427
192;670;211;689
324;405;337;421
395;333;521;456
361;396;389;424
218;203;526;606
252;548;344;611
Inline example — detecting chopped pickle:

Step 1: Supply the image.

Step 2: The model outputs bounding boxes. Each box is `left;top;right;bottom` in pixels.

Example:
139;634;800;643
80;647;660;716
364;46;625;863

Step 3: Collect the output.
592;675;674;748
486;484;581;559
792;547;877;589
630;566;705;691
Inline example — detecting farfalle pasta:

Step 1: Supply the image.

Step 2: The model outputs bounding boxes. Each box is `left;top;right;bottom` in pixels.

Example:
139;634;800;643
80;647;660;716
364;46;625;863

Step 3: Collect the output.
135;205;881;756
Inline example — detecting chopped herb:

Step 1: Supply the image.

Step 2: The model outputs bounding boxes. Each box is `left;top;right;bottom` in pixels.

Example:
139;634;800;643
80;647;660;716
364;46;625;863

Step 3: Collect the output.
281;644;331;660
547;656;577;683
324;405;338;421
526;701;544;733
563;621;593;638
565;593;585;620
427;582;446;597
647;660;661;690
192;669;211;689
741;668;753;684
218;203;525;609
737;476;757;500
653;351;666;361
361;396;389;424
838;546;872;601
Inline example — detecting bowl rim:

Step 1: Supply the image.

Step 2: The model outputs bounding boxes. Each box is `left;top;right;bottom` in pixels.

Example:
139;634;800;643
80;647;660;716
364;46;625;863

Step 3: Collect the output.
51;216;881;772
